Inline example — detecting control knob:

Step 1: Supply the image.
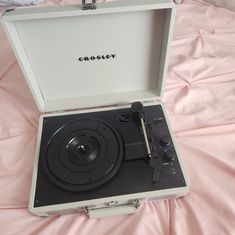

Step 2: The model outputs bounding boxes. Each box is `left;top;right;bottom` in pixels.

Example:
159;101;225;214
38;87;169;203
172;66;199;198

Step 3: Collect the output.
164;150;175;161
160;135;171;146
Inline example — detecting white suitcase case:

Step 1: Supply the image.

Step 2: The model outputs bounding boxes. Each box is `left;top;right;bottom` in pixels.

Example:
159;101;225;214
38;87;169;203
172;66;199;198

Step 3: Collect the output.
1;0;189;218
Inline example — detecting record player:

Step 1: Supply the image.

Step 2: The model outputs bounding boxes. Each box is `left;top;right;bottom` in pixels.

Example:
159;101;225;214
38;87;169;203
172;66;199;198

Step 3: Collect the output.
1;0;189;218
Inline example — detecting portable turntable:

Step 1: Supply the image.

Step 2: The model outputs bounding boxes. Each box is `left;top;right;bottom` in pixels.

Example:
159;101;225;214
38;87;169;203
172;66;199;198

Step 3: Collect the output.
1;0;190;218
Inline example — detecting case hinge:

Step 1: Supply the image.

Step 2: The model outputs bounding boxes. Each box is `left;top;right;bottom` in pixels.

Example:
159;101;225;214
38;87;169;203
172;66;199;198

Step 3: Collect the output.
82;0;96;10
3;8;15;16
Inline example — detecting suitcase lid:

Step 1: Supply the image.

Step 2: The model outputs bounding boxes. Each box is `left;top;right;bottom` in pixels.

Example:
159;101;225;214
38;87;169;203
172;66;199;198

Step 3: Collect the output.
1;0;176;112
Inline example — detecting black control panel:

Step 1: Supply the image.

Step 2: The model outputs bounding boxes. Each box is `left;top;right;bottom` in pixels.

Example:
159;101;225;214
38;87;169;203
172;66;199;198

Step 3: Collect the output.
34;104;186;207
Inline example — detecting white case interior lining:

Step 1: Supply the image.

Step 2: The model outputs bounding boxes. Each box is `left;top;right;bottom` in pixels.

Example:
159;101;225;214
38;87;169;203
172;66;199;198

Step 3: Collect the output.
2;2;174;112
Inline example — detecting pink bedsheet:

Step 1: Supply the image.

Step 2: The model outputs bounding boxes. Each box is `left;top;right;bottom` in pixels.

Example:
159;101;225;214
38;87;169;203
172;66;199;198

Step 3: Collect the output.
1;0;235;234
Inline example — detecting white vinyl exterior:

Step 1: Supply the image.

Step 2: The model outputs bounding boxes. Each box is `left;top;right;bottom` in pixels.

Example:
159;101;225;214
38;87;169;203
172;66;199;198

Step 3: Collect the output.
1;0;190;218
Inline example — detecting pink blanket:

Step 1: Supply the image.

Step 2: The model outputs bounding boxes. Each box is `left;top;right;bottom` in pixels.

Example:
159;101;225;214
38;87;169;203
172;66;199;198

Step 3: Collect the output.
1;0;235;234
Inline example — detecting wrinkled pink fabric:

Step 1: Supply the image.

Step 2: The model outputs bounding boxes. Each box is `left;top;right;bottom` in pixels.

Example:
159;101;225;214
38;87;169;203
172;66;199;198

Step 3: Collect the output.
1;0;235;234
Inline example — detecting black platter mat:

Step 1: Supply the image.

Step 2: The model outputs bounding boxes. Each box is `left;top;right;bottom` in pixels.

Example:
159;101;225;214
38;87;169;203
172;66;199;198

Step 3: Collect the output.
44;118;124;192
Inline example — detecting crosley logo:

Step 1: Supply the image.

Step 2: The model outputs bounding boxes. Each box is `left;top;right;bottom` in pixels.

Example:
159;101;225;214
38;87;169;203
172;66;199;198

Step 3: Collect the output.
78;54;116;62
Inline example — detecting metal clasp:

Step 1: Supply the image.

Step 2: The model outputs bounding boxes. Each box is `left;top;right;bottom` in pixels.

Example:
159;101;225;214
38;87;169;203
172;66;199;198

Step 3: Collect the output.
82;0;96;10
105;201;118;207
131;199;140;209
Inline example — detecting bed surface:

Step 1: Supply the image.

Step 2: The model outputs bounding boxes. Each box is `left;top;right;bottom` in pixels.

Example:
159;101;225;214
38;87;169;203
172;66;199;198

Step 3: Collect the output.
0;0;235;234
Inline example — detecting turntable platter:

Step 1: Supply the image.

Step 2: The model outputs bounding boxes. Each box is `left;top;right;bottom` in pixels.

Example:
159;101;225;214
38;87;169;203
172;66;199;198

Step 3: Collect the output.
44;118;124;192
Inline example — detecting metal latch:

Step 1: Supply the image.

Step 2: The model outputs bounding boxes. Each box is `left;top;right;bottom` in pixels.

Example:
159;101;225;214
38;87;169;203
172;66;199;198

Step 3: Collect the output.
82;0;96;10
85;199;140;218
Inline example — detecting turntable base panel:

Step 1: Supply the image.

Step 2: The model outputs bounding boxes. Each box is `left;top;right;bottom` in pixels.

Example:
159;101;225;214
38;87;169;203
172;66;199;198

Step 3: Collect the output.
34;104;186;208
